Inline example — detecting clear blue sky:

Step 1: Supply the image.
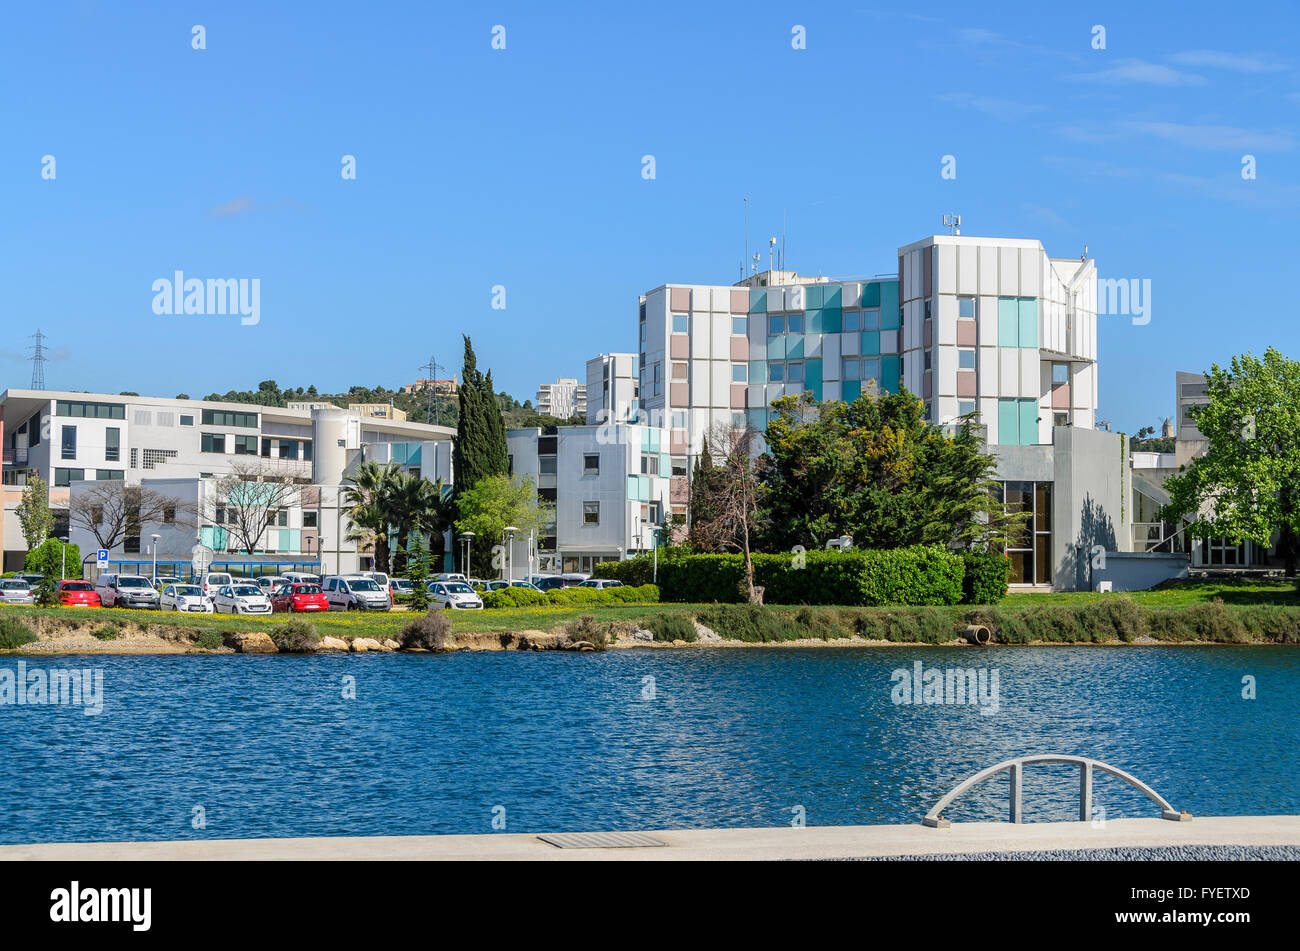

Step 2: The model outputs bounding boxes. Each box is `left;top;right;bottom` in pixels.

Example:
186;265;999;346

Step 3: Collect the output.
3;0;1297;433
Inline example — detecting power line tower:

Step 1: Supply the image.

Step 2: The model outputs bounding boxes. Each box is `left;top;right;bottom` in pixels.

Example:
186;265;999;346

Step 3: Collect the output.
418;356;446;425
28;329;49;389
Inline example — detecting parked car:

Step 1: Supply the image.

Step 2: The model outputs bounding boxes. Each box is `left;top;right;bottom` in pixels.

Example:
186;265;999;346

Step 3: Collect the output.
358;571;392;596
197;572;234;598
14;572;45;587
161;583;214;613
270;582;329;613
579;579;624;589
282;572;323;586
57;580;101;607
511;580;544;591
253;576;290;594
427;581;484;610
475;579;512;592
151;576;181;591
388;578;414;597
213;584;272;615
96;574;162;609
531;575;573;592
323;575;391;611
0;579;36;605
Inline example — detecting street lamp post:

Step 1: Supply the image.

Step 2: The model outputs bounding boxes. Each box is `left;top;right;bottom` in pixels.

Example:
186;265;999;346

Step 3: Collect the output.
150;533;161;583
652;526;661;584
59;536;69;580
461;531;475;579
503;526;518;581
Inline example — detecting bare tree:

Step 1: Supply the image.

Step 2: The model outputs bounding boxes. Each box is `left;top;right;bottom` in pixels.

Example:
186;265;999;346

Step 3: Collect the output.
206;463;304;555
69;482;196;550
690;423;766;603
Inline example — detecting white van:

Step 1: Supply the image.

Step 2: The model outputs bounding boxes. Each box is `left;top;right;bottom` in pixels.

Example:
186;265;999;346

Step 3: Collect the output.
96;573;162;609
198;572;233;598
358;571;392;597
322;575;391;611
283;572;322;586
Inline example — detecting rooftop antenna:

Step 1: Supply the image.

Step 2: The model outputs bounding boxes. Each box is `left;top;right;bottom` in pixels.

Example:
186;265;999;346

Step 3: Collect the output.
28;329;49;390
751;252;760;274
418;355;446;425
943;213;962;235
782;209;787;279
768;237;776;281
1082;244;1089;261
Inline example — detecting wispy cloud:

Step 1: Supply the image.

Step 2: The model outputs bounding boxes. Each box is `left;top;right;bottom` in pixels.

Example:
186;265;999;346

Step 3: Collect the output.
1169;50;1288;73
208;196;255;218
1043;154;1299;206
1126;121;1295;151
938;92;1046;122
1067;58;1206;87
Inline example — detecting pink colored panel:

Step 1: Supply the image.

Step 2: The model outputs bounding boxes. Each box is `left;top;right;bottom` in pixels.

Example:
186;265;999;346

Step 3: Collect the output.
670;478;689;504
956;320;977;346
670;382;690;407
670;287;690;312
730;384;747;409
670;431;689;454
923;370;933;399
730;289;748;314
671;335;689;359
1051;383;1070;409
957;371;977;398
730;337;749;361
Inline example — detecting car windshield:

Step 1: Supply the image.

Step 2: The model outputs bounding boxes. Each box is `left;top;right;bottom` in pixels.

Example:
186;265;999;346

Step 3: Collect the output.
293;585;322;594
62;582;94;591
445;583;473;594
118;578;150;588
176;586;203;596
232;586;262;596
2;581;29;590
370;574;389;585
349;579;380;592
207;575;232;585
295;576;321;585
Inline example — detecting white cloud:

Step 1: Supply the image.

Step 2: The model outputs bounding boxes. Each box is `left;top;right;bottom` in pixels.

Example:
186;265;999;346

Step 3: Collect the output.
1067;59;1206;86
1125;121;1295;151
938;92;1046;122
1169;50;1288;73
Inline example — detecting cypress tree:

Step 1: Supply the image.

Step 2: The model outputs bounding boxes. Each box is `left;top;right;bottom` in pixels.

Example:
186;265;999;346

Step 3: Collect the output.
453;336;509;499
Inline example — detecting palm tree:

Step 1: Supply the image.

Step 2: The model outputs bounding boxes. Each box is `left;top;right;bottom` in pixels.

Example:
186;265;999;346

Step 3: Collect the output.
342;461;400;573
389;474;453;574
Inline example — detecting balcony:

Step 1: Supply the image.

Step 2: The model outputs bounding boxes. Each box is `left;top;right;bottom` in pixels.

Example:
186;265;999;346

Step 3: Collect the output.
2;448;29;466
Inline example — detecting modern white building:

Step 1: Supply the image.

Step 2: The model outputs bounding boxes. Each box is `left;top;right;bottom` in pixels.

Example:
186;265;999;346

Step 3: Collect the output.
0;389;454;574
535;378;587;420
585;352;639;425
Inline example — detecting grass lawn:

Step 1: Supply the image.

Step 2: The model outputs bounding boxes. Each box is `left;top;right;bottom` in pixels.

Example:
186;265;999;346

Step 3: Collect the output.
1000;579;1299;608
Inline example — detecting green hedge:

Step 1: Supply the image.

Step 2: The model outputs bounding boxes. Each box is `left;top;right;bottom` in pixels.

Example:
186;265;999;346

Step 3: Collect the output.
23;539;82;580
962;552;1011;604
602;548;970;606
481;584;660;609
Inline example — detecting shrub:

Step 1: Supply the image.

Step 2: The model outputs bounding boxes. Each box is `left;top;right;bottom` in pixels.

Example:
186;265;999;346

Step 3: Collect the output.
561;614;612;650
194;630;224;650
961;552;1010;604
401;610;452;650
92;624;120;641
271;617;320;653
694;604;804;642
0;616;38;649
23;538;81;581
600;557;656;587
34;576;62;607
482;586;549;609
645;613;697;643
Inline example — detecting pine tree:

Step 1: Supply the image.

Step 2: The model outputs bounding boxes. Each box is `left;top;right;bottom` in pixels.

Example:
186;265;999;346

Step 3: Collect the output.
453;336;509;498
405;535;432;611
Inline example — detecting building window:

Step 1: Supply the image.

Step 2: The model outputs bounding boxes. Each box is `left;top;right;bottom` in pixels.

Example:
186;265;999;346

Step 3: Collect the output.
56;400;124;419
276;509;289;527
731;316;747;335
732;364;748;383
862;309;880;331
958;348;976;370
767;314;804;335
163;506;175;523
843;358;861;380
770;363;784;382
997;297;1039;348
923;351;932;371
861;358;880;383
233;434;258;455
671;362;688;380
997;398;1040;446
180;414;194;426
1054;412;1069;427
653;363;662;396
671;410;688;430
539;456;557;475
201;409;258;428
843;310;860;332
141;448;178;469
53;468;85;487
95;469;124;480
583;453;600;476
958;400;976;417
105;427;120;462
672;314;689;334
1052;363;1070;385
958;296;976;319
732;412;746;429
641;454;659;476
671;457;688;477
583;501;600;525
201;433;226;453
998;481;1052;585
61;425;76;460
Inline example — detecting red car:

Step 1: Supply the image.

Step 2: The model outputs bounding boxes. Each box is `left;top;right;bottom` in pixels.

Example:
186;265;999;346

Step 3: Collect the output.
270;583;329;613
57;580;100;607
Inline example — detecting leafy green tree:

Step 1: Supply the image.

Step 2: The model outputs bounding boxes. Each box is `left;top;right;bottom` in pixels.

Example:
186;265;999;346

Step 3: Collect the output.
24;538;81;580
389;474;454;574
453;474;551;572
759;391;1021;551
453;336;509;500
687;438;724;550
1162;347;1300;575
15;475;54;551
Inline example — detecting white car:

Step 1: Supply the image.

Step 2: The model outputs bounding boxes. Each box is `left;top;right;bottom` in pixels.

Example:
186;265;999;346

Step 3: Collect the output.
198;572;234;598
213;584;272;615
161;583;214;613
323;576;391;611
578;579;624;589
427;581;484;610
0;580;36;605
254;576;289;594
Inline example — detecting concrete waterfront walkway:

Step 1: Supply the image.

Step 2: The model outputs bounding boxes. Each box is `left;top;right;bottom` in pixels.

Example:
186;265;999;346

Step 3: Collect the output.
3;815;1297;861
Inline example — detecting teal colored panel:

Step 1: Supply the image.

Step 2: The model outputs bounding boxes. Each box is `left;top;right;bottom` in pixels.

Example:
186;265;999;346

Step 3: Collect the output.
806;359;823;400
1018;298;1038;349
824;286;842;308
626;476;638;501
879;282;899;329
862;282;881;308
841;379;862;401
660;453;671;475
748;360;768;384
881;355;900;393
768;336;787;360
639;476;651;501
748;288;767;314
806;285;825;308
822;305;842;334
200;526;215;548
1020;399;1039;446
862;331;880;356
787;336;804;359
746;408;767;430
998;298;1019;346
640;428;650;452
805;308;823;334
648;428;660;452
997;399;1018;445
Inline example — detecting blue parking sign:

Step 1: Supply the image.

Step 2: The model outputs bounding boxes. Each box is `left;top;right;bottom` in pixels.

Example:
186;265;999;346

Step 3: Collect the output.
97;549;109;563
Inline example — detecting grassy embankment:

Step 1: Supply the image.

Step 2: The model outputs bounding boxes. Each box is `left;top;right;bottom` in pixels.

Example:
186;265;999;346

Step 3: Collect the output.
1;579;1298;648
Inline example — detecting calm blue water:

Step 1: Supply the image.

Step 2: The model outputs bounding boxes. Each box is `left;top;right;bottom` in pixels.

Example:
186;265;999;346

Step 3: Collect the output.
1;647;1296;843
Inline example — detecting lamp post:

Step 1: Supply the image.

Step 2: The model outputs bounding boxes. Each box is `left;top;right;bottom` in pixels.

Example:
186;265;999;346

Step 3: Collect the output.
461;531;475;579
503;526;519;581
59;536;69;581
150;533;161;583
651;526;661;585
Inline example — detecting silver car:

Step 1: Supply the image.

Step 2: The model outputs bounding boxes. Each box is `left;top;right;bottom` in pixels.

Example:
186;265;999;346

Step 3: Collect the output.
0;580;36;605
213;584;272;615
161;583;214;614
427;581;484;610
